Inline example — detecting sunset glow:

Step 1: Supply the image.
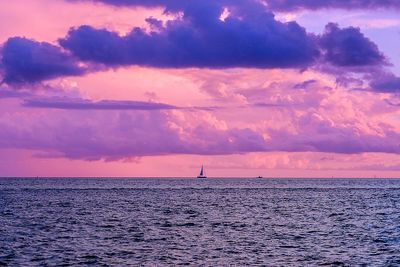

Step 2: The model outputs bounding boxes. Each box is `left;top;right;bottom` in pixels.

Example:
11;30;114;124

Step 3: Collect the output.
1;0;400;177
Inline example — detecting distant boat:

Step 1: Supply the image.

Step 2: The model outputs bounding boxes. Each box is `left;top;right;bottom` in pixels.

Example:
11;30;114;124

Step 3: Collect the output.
197;165;207;179
257;176;263;178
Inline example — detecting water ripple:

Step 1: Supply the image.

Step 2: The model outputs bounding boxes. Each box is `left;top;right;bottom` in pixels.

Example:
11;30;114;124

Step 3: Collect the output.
1;178;400;266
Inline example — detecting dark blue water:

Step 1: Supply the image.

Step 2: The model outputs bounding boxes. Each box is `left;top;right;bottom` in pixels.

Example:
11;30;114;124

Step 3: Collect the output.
1;178;400;266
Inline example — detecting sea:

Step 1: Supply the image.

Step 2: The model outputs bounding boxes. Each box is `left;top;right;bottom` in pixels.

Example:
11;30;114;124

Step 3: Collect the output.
1;178;400;266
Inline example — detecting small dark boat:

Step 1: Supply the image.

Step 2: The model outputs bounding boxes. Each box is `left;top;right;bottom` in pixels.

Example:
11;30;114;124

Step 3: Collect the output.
197;165;207;179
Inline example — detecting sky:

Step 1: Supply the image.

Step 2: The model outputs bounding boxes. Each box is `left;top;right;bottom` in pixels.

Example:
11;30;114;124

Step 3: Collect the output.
0;0;400;177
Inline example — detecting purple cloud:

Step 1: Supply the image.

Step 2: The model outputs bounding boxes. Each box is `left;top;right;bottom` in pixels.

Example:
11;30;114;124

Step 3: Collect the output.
0;107;269;160
293;79;317;89
58;9;387;74
59;4;319;69
21;96;220;111
23;97;178;110
370;74;400;93
0;3;389;86
320;23;386;67
1;37;86;84
265;0;400;11
0;88;32;98
0;101;399;161
265;113;400;154
0;111;185;160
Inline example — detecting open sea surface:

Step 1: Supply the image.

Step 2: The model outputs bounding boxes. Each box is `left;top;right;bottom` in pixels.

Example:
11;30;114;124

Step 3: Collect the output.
1;178;400;266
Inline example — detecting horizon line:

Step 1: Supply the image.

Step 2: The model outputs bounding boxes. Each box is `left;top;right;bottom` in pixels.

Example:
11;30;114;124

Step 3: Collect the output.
0;176;399;179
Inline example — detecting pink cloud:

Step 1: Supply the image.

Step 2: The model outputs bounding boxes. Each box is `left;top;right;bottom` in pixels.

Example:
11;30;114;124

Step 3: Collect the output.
0;0;166;43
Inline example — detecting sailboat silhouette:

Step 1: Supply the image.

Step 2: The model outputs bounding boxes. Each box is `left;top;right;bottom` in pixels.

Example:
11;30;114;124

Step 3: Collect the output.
197;165;207;179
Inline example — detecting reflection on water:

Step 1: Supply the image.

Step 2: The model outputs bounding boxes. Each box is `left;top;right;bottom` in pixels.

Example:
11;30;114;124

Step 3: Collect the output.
1;178;400;266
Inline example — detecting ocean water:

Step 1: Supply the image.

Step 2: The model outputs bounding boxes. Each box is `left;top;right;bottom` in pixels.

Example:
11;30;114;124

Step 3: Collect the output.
1;178;400;266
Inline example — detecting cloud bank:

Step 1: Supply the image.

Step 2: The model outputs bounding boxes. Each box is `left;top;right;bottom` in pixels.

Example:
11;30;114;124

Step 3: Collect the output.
370;74;400;92
23;97;178;110
320;23;386;67
1;37;86;84
59;8;319;69
0;1;391;85
0;106;399;161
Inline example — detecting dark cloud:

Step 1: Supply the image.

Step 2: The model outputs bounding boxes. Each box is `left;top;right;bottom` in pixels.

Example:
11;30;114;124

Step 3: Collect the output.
370;74;400;92
22;96;220;111
385;99;400;107
58;8;386;73
265;0;400;11
293;79;317;89
1;37;86;84
59;3;319;69
0;3;389;85
320;23;386;67
0;88;32;98
253;102;285;108
23;97;178;110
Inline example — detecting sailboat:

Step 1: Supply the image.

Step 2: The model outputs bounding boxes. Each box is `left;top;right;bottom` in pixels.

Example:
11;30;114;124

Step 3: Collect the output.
197;165;207;179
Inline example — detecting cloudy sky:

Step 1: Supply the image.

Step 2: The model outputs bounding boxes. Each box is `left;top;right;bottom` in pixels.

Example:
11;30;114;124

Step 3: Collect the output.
0;0;399;177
